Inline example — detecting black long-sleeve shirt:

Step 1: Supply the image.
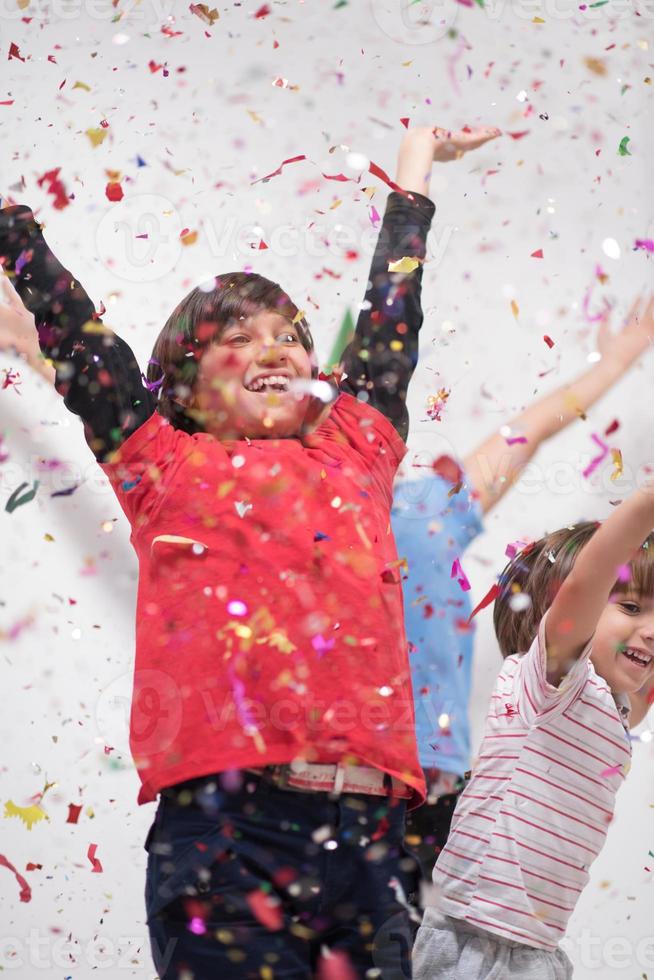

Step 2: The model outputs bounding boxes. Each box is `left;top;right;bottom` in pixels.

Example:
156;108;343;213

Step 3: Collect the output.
0;191;434;458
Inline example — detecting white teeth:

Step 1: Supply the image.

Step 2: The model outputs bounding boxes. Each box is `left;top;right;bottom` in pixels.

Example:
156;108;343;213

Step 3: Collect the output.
245;375;290;393
624;648;652;666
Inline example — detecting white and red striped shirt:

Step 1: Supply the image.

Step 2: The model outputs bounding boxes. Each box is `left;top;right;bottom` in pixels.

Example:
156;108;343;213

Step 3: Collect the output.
434;614;632;951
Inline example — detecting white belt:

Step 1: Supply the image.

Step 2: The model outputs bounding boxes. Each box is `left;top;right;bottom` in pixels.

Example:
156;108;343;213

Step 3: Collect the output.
249;762;412;799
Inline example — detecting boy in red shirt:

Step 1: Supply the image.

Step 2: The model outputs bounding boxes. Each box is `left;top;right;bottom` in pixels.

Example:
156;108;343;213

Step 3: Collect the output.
0;125;498;978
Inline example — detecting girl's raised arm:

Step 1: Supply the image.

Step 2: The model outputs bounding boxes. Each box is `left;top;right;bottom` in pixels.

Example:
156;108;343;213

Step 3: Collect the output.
0;205;156;461
339;126;499;441
546;482;654;681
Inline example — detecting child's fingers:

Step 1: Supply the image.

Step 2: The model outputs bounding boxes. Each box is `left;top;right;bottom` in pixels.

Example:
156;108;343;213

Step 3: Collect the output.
1;275;26;314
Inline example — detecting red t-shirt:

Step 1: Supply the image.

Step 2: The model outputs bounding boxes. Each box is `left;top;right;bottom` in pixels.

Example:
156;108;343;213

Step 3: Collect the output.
102;393;425;805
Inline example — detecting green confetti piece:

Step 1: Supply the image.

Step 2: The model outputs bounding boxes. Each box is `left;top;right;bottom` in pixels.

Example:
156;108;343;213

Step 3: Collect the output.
325;308;355;372
618;136;632;156
588;0;609;7
5;480;40;514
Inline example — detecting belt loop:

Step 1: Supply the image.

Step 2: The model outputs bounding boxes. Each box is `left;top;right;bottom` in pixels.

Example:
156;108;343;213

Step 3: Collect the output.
332;763;345;797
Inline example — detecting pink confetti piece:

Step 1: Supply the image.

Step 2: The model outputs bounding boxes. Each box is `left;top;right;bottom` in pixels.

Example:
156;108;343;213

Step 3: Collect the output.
505;436;527;445
87;843;103;873
581;265;611;324
582;433;609;479
505;539;531;559
451;558;471;592
369;205;381;228
600;764;622;778
634;239;654;253
0;853;31;902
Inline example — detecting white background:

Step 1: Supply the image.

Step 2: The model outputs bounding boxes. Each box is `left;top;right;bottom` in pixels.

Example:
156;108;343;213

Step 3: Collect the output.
0;1;652;976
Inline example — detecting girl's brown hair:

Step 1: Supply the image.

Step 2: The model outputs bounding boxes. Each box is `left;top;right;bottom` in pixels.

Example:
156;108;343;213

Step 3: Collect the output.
493;519;654;657
146;273;315;434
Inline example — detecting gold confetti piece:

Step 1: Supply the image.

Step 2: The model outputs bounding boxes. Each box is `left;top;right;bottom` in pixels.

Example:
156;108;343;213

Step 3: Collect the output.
401;60;413;67
388;256;421;274
292;310;306;324
247;109;264;125
44;533;55;542
329;199;342;210
180;230;198;246
73;80;91;92
4;800;48;831
510;299;520;318
362;186;376;199
81;320;111;335
584;56;607;76
610;448;623;481
390;339;404;352
85;128;107;147
17;0;29;8
190;2;219;25
532;15;545;22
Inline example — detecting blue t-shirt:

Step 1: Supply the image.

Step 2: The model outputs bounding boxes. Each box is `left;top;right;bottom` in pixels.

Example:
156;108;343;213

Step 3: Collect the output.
391;474;484;776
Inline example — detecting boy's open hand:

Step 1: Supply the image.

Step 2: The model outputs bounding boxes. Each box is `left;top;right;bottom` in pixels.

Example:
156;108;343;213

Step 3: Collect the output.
430;126;502;161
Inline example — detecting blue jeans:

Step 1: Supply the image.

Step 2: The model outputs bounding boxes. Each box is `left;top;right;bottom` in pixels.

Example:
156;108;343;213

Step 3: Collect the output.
145;770;417;978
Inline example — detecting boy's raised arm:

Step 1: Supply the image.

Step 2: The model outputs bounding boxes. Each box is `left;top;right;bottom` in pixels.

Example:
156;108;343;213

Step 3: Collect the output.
339;126;500;441
0;205;156;461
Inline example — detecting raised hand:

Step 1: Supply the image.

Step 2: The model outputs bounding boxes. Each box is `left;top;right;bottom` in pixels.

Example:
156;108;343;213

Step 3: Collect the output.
429;125;502;162
396;125;501;199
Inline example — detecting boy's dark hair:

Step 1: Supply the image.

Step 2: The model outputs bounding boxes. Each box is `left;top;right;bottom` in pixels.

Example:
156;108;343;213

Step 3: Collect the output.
493;519;654;657
147;273;315;434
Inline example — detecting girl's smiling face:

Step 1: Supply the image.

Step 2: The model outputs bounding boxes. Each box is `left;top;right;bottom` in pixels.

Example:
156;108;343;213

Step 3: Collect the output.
590;591;654;694
191;310;314;440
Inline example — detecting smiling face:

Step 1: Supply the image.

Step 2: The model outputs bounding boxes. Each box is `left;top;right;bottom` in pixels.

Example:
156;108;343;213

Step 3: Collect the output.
590;591;654;695
191;310;314;440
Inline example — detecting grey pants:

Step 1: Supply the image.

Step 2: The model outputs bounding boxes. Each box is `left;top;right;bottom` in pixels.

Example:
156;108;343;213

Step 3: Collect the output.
414;910;574;980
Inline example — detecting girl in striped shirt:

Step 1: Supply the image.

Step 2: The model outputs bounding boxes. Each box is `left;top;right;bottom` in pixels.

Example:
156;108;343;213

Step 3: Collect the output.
414;483;654;979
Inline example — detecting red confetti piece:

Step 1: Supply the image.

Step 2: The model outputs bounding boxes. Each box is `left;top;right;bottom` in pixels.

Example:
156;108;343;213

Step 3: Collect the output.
0;100;14;105
66;803;82;824
254;3;271;16
507;130;530;139
531;248;543;258
105;181;124;202
246;888;283;930
316;949;358;980
87;843;103;873
252;154;307;184
543;335;554;348
257;240;268;250
8;42;25;62
148;60;163;73
0;853;31;903
432;455;464;486
399;117;410;129
468;582;500;622
25;862;42;871
36;167;70;210
604;419;620;436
